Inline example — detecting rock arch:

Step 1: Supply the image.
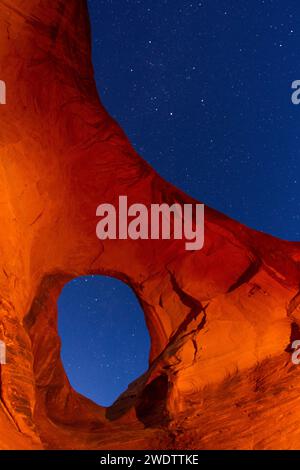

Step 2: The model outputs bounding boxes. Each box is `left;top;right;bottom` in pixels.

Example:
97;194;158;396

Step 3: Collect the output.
0;0;299;449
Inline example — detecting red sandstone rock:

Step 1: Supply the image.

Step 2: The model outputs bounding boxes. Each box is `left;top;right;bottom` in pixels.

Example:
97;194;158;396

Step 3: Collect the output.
0;0;300;450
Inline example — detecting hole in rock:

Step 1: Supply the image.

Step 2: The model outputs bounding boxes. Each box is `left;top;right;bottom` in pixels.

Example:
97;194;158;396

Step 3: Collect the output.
58;275;150;407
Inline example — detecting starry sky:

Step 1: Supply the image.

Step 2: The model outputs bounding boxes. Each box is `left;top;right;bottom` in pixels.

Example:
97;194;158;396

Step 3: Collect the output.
58;276;149;406
59;0;300;406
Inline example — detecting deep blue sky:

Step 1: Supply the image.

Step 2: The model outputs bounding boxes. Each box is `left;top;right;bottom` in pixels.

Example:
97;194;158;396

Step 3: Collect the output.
59;0;300;407
58;276;150;406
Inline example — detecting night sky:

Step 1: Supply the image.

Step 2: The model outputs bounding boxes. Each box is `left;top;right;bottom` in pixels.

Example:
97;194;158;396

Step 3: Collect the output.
59;0;300;406
58;276;149;406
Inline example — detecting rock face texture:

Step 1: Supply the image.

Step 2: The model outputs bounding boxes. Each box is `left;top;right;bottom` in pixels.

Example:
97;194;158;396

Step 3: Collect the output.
0;0;300;450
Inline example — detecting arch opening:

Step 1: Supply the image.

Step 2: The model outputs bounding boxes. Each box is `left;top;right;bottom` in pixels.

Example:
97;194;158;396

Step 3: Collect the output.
57;275;151;407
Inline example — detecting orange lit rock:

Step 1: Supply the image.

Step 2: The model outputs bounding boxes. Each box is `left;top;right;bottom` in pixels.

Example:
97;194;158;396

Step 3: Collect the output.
0;0;300;450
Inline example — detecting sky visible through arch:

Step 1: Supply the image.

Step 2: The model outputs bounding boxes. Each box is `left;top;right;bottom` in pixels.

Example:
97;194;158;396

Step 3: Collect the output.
58;276;150;406
59;0;300;406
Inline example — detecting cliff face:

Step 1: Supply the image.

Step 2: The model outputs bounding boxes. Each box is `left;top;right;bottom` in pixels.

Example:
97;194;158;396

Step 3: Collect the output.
0;0;300;450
